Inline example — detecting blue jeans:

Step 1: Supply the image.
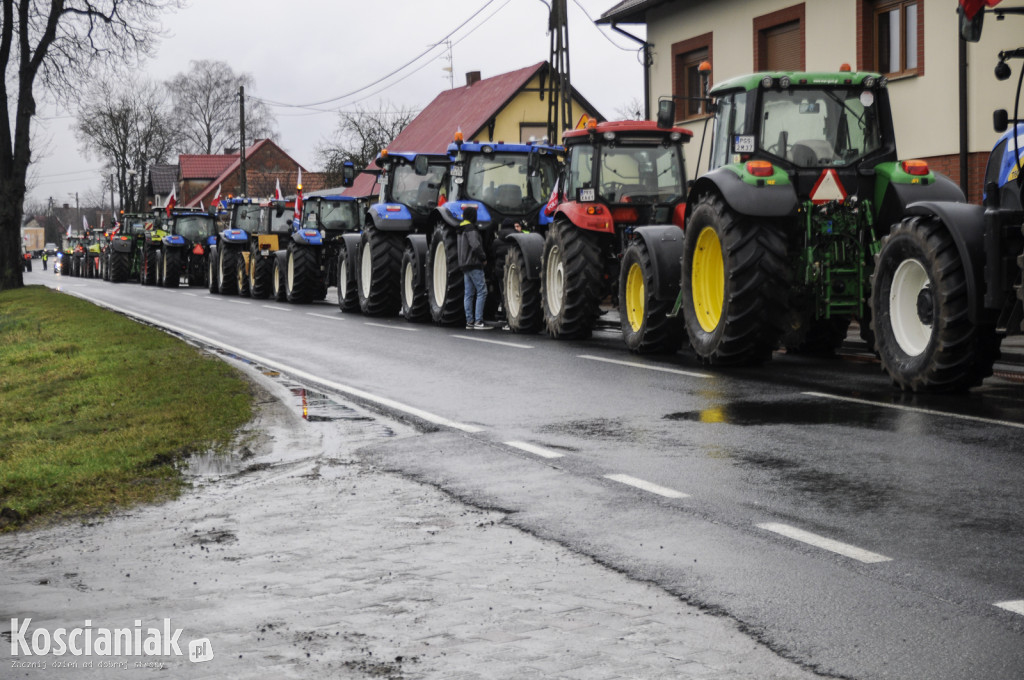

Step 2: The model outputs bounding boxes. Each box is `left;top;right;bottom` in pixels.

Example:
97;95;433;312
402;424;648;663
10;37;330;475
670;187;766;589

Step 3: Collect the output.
463;268;486;323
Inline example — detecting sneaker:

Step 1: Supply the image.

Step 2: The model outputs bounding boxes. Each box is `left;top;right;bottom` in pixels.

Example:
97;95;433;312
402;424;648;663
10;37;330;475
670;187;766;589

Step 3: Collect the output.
465;323;475;330
474;321;493;331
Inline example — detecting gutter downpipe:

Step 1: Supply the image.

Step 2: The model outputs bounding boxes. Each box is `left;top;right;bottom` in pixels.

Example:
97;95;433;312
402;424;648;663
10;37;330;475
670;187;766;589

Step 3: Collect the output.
610;23;651;120
958;28;969;200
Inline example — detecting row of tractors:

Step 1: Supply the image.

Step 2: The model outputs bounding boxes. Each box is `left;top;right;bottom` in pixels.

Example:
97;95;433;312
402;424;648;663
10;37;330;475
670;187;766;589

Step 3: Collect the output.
79;12;1021;392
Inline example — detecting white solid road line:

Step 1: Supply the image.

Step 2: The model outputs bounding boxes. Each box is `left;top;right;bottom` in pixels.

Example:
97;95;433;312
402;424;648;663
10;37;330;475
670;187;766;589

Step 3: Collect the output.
261;304;292;312
307;313;344;321
364;322;418;332
804;391;1024;430
454;334;533;349
604;474;690;499
579;354;712;379
757;522;892;564
62;292;484;434
505;441;564;459
995;600;1024;617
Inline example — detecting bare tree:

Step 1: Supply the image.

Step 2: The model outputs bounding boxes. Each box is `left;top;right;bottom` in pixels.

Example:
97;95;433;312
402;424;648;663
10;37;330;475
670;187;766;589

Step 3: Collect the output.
0;0;181;290
76;76;177;212
167;59;276;155
316;103;417;183
615;97;644;121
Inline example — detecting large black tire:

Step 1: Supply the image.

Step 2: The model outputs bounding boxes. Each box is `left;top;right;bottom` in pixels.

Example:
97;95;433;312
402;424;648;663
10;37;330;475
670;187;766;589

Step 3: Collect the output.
400;245;430;322
217;244;239;295
870;216;1001;392
541;220;602;339
337;242;359;312
619;239;686;354
503;245;543;334
141;245;157;286
207;247;219;293
357;227;402;316
681;193;789;365
162;248;181;288
426;225;463;325
285;244;318;304
236;255;251;297
271;254;287;302
249;250;272;300
108;250;130;283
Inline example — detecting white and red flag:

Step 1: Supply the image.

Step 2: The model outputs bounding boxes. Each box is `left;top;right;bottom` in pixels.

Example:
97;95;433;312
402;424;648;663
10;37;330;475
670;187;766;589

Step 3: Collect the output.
165;185;177;217
209;184;222;212
292;168;304;228
275;178;283;200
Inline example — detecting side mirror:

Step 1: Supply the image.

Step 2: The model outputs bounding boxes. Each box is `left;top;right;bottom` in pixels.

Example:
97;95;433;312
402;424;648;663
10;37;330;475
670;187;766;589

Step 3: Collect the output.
958;6;984;43
994;109;1009;133
413;155;430;176
342;161;355;188
657;99;676;129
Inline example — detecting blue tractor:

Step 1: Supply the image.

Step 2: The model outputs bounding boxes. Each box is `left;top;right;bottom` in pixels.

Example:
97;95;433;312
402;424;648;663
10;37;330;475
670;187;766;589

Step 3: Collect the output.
335;151;450;316
287;192;364;305
155;209;218;288
398;134;564;326
208;197;259;296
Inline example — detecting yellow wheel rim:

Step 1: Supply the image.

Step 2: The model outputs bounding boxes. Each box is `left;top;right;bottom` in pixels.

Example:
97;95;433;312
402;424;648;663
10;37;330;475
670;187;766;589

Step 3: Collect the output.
692;226;724;333
625;262;645;332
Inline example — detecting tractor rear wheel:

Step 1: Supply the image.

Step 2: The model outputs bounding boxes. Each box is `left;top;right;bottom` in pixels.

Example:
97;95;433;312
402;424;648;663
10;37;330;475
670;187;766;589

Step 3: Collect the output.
503;245;543;334
681;193;789;365
236;256;251;297
207;248;218;293
109;251;130;283
426;225;463;325
870;216;1000;392
285;245;318;303
541;220;602;339
141;246;157;286
401;245;430;322
357;227;402;316
217;245;239;295
337;242;359;312
162;249;181;287
620;239;686;354
249;251;271;299
271;254;287;301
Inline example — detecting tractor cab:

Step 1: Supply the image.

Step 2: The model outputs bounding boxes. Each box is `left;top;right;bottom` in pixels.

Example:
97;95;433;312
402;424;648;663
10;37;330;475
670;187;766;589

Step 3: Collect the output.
369;151;449;230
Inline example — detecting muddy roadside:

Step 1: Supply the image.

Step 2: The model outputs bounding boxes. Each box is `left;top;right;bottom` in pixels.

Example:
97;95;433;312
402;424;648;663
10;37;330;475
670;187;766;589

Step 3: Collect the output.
1;358;823;679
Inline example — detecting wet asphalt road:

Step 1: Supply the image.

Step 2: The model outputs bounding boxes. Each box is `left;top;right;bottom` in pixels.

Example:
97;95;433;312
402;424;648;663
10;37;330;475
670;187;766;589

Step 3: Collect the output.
25;269;1024;679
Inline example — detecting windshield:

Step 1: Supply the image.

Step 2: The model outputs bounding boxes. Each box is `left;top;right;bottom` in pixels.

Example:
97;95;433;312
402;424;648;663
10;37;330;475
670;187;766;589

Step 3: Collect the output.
597;144;685;204
233;205;262;231
463;153;559;212
173;216;215;242
318;200;360;230
389;163;446;210
759;87;883;167
264;204;294;233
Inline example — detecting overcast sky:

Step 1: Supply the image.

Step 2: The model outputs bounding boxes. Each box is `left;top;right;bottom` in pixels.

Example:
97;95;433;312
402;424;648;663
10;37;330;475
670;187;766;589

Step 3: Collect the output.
27;0;646;209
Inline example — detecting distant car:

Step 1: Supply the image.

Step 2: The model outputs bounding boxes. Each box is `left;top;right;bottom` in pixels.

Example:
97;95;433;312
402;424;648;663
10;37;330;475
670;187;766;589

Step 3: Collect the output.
44;242;57;256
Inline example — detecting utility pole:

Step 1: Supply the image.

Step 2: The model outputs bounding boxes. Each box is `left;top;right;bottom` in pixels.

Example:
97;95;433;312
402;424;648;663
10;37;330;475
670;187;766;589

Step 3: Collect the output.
110;174;115;222
546;0;572;143
239;85;247;196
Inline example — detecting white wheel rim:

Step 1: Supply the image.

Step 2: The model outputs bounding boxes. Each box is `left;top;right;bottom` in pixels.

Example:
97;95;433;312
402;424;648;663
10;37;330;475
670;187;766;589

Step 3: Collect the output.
546;244;564;316
273;262;281;296
361;241;373;295
340;257;349;297
889;258;932;357
404;260;415;308
506;261;522;318
432;241;447;308
219;248;227;282
287;252;295;290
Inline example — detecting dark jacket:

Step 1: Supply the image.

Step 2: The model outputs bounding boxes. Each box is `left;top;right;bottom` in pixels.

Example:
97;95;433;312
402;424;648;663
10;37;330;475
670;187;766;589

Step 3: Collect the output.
457;219;486;271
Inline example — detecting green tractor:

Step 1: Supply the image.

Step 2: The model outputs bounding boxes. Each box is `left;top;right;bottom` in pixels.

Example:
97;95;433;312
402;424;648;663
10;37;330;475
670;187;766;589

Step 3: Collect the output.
156;209;217;288
140;210;170;286
107;213;152;283
633;69;963;364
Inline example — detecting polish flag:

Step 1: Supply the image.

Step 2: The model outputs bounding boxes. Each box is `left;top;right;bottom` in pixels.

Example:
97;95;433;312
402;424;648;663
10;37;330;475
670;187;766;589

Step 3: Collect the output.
209;184;222;212
275;178;283;200
292;168;304;228
165;185;177;217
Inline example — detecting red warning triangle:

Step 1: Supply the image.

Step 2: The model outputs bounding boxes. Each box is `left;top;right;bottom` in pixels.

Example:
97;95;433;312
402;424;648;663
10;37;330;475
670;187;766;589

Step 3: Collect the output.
809;169;848;204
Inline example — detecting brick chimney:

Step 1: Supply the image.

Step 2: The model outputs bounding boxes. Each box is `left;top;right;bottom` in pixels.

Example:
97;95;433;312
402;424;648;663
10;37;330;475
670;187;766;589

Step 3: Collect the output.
466;71;481;87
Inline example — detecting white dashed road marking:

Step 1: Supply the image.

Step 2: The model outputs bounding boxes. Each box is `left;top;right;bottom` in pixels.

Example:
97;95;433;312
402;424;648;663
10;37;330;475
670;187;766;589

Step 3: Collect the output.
757;523;892;564
365;322;418;332
505;441;564;459
604;474;689;499
307;313;344;321
454;334;533;349
262;304;292;312
995;600;1024;617
579;355;711;379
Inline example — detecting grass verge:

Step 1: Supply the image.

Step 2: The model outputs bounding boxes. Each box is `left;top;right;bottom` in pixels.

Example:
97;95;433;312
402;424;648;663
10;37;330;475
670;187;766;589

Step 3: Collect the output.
0;286;252;531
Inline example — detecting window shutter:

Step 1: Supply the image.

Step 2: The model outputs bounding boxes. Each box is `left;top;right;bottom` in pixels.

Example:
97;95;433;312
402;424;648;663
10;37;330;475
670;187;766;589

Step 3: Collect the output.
760;20;802;71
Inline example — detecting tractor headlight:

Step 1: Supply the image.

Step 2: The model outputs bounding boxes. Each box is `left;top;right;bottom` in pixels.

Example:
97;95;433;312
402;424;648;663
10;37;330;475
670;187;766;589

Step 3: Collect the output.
863;76;876;89
761;76;774;88
779;76;791;89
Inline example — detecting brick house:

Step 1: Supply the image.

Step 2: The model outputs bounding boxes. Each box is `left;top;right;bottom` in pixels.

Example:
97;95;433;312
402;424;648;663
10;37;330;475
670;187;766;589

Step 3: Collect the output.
598;0;1020;203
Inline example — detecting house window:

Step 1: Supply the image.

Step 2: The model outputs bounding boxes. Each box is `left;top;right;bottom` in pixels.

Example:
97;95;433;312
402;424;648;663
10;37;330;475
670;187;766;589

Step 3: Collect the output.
858;0;923;77
753;4;805;71
520;123;548;143
671;33;713;121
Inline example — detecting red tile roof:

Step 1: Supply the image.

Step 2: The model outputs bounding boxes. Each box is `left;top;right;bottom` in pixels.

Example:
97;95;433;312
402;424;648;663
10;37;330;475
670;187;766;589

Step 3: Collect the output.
386;62;547;153
342;172;380;199
185;139;308;207
179;154;237;180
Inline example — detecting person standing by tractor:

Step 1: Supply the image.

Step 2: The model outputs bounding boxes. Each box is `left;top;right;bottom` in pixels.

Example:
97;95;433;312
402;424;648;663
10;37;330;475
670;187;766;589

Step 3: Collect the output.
41;251;47;271
458;205;491;330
